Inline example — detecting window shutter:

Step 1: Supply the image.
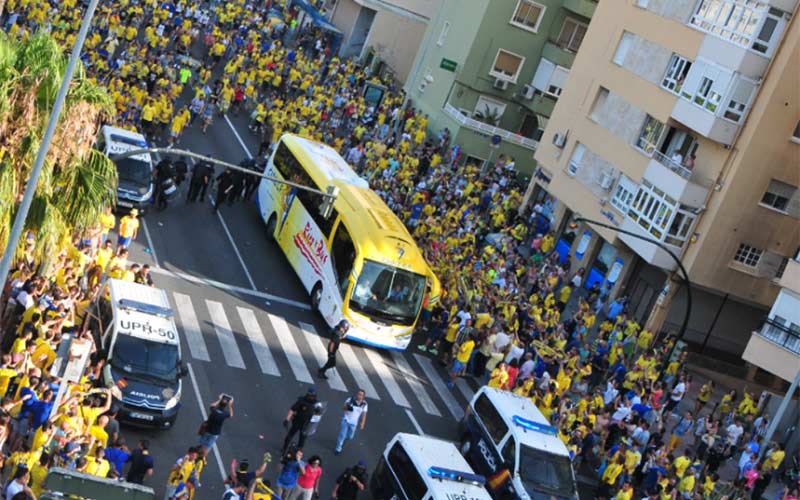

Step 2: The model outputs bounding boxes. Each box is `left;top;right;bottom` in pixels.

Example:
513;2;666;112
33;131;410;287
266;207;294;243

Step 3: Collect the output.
494;51;521;76
709;66;733;100
727;77;755;105
532;58;555;92
550;66;570;90
679;59;706;99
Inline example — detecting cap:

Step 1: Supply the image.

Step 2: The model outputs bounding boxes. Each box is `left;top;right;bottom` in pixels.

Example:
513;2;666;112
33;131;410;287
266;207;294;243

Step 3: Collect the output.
307;386;317;395
357;460;367;468
130;208;139;216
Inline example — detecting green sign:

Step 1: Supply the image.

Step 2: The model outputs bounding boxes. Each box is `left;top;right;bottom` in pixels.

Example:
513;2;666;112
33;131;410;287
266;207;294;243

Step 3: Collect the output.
440;58;458;72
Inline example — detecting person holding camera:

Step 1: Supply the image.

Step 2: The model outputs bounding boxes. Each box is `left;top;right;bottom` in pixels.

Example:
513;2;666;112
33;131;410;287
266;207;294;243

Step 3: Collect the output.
198;394;234;456
275;448;305;499
282;387;318;453
317;320;349;380
334;390;367;455
331;460;368;500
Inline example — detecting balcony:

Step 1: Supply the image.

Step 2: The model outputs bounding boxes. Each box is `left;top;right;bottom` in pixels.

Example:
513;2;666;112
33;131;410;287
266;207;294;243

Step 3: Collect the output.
542;40;577;69
443;103;539;151
619;217;683;270
776;257;800;292
562;0;597;19
671;98;741;145
743;318;800;383
636;140;712;208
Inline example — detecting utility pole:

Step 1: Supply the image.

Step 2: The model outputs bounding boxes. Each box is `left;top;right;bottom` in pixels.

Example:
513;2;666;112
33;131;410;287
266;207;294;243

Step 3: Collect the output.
0;0;100;291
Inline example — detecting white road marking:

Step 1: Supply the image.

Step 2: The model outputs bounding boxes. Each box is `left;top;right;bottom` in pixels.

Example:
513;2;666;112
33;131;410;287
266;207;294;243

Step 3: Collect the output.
299;322;347;392
215;210;257;290
413;354;464;420
455;378;475;404
150;266;311;310
173;293;210;362
363;348;410;408
224;114;253;159
389;352;441;417
140;218;160;268
205;300;246;369
237;307;281;377
187;363;227;481
337;343;380;401
269;314;314;383
405;408;424;435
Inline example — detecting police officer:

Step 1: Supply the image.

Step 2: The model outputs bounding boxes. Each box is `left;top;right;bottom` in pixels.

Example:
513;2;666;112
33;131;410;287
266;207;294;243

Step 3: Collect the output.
282;387;318;453
155;158;175;211
187;159;213;203
317;320;348;380
214;167;235;212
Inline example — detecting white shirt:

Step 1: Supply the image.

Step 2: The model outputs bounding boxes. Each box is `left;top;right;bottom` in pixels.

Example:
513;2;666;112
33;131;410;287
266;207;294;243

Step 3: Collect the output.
671;382;686;402
5;480;24;500
343;397;368;426
494;332;511;351
726;424;744;445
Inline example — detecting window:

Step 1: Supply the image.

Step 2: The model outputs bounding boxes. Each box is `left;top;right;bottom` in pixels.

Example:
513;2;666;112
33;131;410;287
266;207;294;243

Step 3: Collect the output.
679;59;734;114
613;31;634;66
518;113;539;140
662;54;692;94
567;143;585;176
723;77;756;122
510;0;546;32
502;438;517;469
331;222;356;295
792;120;800;143
546;66;569;97
531;59;569;98
611;175;637;214
665;206;697;246
590;87;609;122
636;115;665;153
474;393;508;445
387;443;428;500
556;18;588;52
627;180;677;240
490;49;524;82
437;21;450;46
733;243;763;267
474;96;507;124
273;141;337;237
691;1;785;55
760;179;796;212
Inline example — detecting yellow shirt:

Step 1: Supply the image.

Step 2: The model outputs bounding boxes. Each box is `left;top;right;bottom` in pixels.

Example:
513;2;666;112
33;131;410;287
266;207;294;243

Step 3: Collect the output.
456;340;475;364
119;215;139;238
98;212;115;233
488;368;508;389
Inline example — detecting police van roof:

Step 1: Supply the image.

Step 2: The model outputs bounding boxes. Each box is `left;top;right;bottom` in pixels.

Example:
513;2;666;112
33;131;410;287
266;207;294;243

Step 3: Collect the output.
477;387;570;458
101;125;151;163
391;433;492;500
108;280;179;346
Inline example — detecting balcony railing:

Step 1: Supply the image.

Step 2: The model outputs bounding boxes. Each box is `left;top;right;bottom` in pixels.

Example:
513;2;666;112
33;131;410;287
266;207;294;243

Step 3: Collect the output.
443;103;539;150
636;139;695;180
758;317;800;355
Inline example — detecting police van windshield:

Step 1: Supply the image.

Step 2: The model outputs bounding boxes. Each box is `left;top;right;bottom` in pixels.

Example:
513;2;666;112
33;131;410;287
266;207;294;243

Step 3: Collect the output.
519;446;575;497
116;157;151;185
111;336;179;382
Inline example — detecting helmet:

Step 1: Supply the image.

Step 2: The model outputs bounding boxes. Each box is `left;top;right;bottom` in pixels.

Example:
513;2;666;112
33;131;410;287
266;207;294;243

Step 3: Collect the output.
337;319;350;332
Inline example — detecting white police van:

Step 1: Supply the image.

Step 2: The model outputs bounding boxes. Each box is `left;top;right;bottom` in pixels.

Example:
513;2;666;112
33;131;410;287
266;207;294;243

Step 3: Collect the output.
98;279;186;429
98;125;154;212
459;387;578;500
371;433;493;500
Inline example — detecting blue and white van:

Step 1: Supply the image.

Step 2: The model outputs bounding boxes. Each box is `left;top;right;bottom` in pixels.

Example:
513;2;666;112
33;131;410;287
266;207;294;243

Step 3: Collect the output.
459;387;579;500
99;125;154;212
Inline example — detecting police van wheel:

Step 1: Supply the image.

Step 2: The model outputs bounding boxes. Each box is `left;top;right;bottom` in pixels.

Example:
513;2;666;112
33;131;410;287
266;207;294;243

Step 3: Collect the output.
266;213;277;241
310;282;322;312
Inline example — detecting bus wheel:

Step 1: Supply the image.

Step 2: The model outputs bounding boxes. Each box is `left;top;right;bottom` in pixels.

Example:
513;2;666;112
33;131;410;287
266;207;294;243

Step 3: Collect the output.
310;282;322;312
266;214;277;241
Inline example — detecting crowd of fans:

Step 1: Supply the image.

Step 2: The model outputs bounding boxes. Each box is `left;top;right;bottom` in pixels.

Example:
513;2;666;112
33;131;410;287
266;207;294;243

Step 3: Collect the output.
0;0;795;499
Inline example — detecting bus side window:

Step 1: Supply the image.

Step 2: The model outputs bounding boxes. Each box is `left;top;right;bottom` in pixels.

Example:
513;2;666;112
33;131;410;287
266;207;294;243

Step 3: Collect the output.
331;222;355;296
387;443;427;500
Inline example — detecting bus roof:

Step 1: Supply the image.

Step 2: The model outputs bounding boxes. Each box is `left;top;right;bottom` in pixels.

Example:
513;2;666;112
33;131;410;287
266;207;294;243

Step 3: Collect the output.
283;134;434;279
283;134;368;189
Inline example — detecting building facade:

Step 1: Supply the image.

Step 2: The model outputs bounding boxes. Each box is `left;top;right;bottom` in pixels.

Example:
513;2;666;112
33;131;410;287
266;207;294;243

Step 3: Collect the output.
404;0;597;177
529;0;800;375
326;0;437;82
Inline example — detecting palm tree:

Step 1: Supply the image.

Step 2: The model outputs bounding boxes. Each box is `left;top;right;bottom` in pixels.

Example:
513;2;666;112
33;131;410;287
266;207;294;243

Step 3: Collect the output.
473;104;501;126
0;33;116;270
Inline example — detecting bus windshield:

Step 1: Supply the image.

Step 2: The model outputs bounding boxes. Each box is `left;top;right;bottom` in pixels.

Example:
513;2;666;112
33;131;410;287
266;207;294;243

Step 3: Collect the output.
111;336;179;382
519;446;576;498
349;260;426;326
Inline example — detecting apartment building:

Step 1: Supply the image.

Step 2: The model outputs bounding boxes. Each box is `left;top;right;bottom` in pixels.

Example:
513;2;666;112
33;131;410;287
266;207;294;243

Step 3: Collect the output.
528;0;800;376
404;0;597;177
324;0;438;82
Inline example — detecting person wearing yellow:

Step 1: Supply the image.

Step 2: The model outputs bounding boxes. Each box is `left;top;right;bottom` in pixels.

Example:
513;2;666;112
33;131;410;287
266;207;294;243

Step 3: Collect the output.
165;447;200;500
448;333;475;388
597;455;624;499
98;206;115;244
487;362;509;390
84;446;111;477
117;209;139;248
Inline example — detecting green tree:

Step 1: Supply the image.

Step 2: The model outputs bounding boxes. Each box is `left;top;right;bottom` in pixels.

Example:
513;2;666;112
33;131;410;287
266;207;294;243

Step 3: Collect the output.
0;33;116;268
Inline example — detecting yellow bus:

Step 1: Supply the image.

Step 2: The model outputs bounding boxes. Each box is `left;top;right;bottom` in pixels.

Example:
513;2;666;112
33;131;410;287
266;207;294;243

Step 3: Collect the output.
256;134;440;351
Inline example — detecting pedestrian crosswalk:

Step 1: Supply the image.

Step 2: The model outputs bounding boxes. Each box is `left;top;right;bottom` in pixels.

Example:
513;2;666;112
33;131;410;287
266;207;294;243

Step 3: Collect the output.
166;292;478;420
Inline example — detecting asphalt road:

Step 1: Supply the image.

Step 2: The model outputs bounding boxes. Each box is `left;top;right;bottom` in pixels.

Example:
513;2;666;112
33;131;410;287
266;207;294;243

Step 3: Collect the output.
115;110;482;500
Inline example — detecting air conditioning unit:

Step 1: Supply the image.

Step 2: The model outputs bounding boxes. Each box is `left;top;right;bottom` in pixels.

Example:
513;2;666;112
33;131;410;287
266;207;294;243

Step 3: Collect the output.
598;171;615;190
552;132;567;148
493;78;509;90
521;84;536;99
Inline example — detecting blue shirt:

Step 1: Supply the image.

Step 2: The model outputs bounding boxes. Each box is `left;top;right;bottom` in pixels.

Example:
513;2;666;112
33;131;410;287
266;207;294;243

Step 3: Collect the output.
30;400;54;430
105;447;131;474
278;460;304;488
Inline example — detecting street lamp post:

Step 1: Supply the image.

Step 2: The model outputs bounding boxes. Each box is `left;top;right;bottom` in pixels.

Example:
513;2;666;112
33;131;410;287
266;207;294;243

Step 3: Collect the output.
573;216;692;380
